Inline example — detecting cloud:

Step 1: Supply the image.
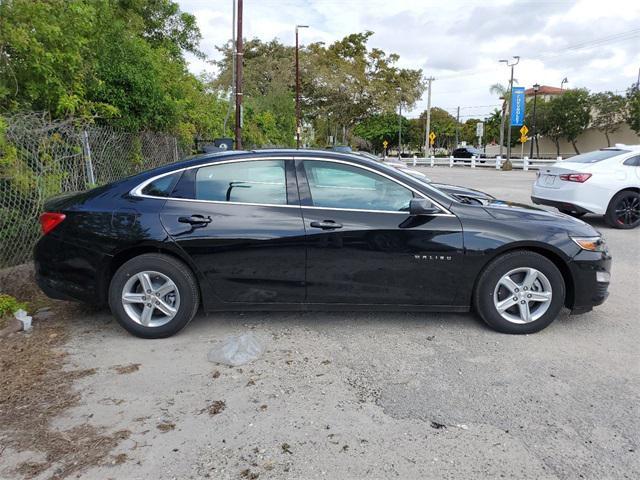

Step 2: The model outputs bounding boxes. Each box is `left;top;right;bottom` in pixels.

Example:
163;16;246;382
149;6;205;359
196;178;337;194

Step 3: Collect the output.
177;0;640;117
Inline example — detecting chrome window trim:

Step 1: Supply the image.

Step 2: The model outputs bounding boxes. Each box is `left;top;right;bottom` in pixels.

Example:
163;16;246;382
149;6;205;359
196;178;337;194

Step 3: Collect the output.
129;155;454;216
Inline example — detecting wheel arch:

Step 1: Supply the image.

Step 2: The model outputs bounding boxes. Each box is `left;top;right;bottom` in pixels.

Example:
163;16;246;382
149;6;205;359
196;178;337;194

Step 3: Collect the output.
475;243;575;310
103;243;206;308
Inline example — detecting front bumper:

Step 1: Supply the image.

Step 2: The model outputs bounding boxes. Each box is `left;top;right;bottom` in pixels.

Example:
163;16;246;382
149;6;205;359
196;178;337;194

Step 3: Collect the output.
567;248;611;314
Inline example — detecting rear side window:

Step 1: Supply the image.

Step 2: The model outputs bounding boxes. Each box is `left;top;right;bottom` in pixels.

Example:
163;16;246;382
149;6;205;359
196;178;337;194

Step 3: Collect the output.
195;160;287;205
623;155;640;167
141;172;181;197
568;149;630;163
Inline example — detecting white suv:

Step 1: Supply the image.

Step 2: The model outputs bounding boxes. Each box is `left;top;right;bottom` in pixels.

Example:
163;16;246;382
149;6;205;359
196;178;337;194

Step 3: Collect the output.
531;145;640;229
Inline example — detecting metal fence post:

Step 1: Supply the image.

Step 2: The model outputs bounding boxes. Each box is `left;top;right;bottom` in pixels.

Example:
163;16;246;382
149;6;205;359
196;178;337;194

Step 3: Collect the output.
412;154;417;166
449;155;453;168
430;155;434;167
173;137;179;162
81;129;96;186
557;156;562;162
496;156;501;170
471;155;476;168
523;156;529;171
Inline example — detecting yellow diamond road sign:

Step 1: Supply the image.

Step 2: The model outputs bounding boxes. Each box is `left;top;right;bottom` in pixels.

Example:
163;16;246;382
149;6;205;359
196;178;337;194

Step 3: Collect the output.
520;125;529;136
383;140;388;148
429;132;436;142
520;135;528;143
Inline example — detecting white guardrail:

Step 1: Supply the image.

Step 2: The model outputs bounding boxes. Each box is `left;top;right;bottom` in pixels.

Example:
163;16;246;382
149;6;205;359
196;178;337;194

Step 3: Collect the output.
404;155;562;171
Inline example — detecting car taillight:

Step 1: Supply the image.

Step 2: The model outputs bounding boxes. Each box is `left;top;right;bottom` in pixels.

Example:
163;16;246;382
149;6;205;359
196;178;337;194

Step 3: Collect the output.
39;212;66;235
559;173;591;183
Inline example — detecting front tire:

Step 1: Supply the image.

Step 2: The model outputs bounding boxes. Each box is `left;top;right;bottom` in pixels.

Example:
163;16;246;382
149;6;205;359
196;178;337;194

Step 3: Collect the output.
109;253;200;338
605;190;640;229
473;251;565;334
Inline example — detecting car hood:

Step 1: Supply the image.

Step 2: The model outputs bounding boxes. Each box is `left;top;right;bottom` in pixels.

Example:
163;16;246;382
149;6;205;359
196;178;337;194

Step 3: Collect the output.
482;200;599;236
432;183;494;200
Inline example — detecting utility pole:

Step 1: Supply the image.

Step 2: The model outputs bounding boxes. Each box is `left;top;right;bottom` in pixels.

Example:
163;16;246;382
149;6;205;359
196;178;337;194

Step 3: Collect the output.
423;76;434;157
295;25;309;149
455;106;460;148
530;83;540;159
396;87;402;158
223;0;236;134
234;0;243;149
500;56;520;163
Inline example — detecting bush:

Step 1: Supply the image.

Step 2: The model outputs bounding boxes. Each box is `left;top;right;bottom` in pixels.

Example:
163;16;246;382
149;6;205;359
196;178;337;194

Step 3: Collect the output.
0;293;27;317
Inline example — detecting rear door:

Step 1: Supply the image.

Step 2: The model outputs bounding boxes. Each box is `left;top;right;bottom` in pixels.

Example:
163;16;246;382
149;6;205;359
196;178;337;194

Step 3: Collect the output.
158;157;306;304
296;158;464;306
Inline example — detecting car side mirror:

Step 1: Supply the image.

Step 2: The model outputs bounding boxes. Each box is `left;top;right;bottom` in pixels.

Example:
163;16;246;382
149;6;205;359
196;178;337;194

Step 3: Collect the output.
409;198;440;216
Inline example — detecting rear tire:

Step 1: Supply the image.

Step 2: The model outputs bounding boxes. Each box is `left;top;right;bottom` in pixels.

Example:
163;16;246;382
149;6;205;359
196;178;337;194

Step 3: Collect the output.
605;190;640;229
473;251;565;334
109;253;200;338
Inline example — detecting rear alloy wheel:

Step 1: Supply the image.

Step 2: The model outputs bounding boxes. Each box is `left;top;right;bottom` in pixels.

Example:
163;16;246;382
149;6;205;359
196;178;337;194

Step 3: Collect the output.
109;253;200;338
474;251;565;334
605;190;640;229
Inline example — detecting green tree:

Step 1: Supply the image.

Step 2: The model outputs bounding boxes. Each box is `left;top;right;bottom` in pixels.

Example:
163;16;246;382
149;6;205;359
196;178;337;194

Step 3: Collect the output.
591;91;626;146
625;85;640;135
0;0;225;144
418;108;457;150
352;113;408;152
303;32;424;144
553;89;591;154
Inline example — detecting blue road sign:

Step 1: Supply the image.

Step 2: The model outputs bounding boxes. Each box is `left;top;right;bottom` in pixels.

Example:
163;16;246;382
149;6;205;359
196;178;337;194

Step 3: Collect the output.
510;86;525;126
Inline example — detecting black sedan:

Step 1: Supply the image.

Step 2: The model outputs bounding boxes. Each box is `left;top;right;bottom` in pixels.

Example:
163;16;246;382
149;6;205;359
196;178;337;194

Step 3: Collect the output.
34;149;611;338
452;147;486;162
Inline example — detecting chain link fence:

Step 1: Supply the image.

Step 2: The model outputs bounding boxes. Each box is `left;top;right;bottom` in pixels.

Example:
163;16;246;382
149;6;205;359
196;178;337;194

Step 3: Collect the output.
0;113;188;268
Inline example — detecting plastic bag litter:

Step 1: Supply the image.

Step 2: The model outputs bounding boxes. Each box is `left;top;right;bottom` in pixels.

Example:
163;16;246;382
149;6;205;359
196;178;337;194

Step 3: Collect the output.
14;309;32;331
207;333;265;366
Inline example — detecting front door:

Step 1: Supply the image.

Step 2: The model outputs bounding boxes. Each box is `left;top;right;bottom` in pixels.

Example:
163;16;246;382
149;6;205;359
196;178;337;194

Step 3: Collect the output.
297;159;464;305
160;158;306;304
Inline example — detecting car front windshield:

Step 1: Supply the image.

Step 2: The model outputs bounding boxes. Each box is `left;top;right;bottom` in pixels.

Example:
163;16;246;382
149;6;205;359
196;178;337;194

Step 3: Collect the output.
568;149;629;163
372;160;458;203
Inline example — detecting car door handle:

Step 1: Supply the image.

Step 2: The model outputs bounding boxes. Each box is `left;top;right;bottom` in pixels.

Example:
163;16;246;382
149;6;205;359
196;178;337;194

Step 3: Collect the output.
178;215;212;226
310;220;343;230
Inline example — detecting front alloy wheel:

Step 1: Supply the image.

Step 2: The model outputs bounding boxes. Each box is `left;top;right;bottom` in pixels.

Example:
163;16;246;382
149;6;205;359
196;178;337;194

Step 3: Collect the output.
474;250;565;334
493;267;552;324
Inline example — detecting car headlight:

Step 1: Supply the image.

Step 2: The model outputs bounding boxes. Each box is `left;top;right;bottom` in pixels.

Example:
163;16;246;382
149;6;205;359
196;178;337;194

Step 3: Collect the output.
571;236;606;252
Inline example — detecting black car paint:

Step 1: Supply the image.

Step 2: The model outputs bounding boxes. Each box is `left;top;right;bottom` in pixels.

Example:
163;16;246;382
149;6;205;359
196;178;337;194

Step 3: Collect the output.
34;149;610;315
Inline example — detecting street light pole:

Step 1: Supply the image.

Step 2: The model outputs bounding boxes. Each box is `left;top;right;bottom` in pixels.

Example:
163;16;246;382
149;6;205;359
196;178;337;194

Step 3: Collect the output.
424;76;434;157
529;83;540;159
295;25;308;149
500;56;520;163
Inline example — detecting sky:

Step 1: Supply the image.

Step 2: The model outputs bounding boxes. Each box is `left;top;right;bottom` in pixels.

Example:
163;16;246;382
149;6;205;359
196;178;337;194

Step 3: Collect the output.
177;0;640;120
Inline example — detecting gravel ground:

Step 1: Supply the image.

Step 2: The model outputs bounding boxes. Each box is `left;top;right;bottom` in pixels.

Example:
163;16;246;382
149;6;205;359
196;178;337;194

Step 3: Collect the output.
4;167;639;479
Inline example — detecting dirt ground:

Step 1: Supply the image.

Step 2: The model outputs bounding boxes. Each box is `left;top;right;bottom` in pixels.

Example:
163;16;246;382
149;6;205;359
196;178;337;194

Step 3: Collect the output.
1;167;638;479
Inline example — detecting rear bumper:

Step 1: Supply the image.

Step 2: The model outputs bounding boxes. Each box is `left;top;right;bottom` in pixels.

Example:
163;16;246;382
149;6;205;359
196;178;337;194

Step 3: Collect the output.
34;235;110;305
531;196;594;215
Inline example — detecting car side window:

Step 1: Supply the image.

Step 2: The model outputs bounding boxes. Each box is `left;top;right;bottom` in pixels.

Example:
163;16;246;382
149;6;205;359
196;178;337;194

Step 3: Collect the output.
623;155;640;167
195;160;287;205
141;172;181;197
303;161;413;212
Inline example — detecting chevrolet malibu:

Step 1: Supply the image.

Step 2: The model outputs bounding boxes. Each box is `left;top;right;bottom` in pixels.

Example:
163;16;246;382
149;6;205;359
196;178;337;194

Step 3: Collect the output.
35;149;611;338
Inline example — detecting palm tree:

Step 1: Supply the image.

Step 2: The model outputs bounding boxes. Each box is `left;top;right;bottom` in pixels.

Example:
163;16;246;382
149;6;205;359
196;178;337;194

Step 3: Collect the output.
490;81;517;158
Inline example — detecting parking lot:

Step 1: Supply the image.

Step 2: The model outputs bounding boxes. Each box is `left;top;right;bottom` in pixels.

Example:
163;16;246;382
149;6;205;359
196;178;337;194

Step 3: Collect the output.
3;167;639;479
